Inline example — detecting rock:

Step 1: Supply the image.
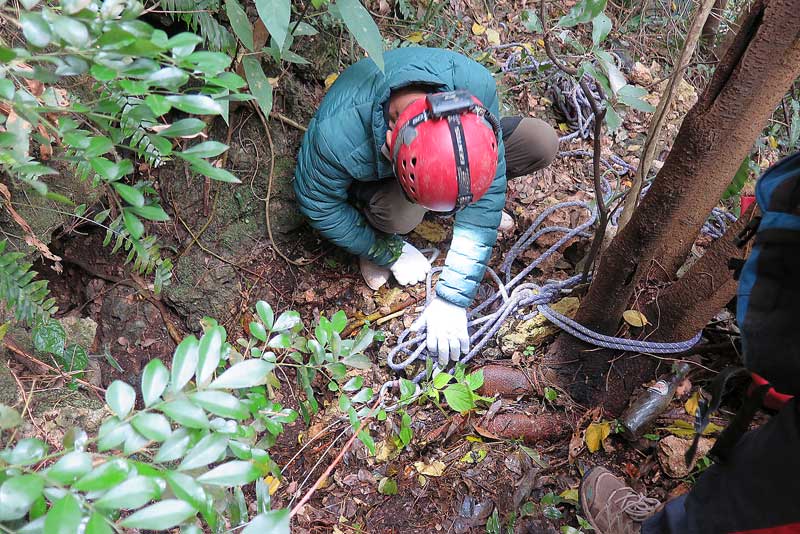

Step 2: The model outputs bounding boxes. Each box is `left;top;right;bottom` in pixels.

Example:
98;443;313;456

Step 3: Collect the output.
453;496;494;533
0;161;103;258
25;390;106;446
498;297;580;354
657;435;714;478
165;253;241;331
101;287;154;344
59;316;97;349
630;61;655;86
162;117;306;329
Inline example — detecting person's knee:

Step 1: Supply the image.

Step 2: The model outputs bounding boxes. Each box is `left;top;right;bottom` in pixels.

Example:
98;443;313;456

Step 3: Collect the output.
370;210;422;234
520;117;559;169
504;117;560;177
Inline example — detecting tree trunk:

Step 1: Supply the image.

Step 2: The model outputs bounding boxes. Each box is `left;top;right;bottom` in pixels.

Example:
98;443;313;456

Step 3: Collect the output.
542;213;750;414
700;0;728;48
540;0;800;412
571;0;799;335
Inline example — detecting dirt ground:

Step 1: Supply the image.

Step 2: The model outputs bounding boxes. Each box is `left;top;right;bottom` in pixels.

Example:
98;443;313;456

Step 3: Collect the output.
1;1;785;532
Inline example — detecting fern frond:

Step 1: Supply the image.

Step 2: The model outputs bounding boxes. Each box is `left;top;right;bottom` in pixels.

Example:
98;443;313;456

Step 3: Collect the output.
195;12;237;54
158;0;235;53
0;240;57;324
102;215;172;290
118;95;164;167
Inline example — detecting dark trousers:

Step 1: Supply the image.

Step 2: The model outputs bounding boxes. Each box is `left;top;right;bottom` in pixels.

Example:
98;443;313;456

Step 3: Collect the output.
642;399;800;534
351;116;559;234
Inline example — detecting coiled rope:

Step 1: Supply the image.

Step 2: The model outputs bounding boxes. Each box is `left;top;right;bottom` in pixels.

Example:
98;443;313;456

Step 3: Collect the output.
376;71;733;408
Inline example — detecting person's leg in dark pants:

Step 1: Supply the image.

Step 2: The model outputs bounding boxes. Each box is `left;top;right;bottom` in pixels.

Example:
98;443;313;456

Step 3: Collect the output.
354;178;429;235
500;116;560;179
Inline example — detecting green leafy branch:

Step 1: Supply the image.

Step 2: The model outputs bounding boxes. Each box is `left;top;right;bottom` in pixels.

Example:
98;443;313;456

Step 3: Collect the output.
0;0;253;314
0;301;381;533
535;0;656;131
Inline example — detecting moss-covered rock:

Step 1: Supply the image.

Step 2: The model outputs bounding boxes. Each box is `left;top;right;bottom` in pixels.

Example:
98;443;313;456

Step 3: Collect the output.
498;297;580;354
0;360;17;407
0;165;103;256
162;115;305;329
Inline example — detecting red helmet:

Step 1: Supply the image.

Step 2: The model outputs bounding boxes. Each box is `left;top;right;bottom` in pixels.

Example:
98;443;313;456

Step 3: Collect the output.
389;90;501;212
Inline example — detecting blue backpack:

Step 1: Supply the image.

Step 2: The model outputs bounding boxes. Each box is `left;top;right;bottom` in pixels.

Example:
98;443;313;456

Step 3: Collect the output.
687;152;800;466
736;150;800;396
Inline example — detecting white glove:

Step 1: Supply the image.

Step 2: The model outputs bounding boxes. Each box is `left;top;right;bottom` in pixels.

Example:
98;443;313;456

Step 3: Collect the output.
411;296;469;367
390;242;431;286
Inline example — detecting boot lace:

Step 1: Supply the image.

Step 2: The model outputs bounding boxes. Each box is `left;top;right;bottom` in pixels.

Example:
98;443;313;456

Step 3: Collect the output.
602;485;661;534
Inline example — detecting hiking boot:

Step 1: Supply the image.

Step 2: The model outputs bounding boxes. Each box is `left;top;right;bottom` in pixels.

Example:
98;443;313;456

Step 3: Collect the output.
580;467;661;534
359;256;390;290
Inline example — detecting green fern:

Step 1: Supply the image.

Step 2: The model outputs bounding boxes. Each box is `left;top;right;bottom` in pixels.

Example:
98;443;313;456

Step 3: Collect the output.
117;95;164;167
158;0;236;54
93;210;173;294
0;240;57;324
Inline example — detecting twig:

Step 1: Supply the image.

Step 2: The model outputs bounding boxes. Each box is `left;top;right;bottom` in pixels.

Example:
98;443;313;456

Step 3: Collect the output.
376;308;407;326
341;295;421;337
289;1;313;37
167;191;291;303
2;336;105;395
173;119;235;259
289;395;383;518
617;0;717;230
254;104;321;266
580;91;607;283
7;369;39;443
270;111;307;132
172;210;263;279
175;188;219;261
538;0;608;282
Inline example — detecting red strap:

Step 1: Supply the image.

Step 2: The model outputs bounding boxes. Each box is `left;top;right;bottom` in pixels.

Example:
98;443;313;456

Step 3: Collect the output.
732;521;800;534
749;373;794;411
740;194;756;214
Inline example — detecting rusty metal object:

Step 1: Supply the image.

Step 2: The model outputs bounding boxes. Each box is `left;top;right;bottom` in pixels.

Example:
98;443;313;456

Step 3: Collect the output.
479;365;536;397
482;413;571;444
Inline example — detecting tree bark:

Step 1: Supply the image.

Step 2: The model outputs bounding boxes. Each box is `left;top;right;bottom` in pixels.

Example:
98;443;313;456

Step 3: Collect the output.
641;208;754;343
572;0;800;336
541;210;751;414
540;0;800;413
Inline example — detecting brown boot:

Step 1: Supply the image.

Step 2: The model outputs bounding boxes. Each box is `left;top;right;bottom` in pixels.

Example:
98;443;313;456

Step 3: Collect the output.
579;467;661;534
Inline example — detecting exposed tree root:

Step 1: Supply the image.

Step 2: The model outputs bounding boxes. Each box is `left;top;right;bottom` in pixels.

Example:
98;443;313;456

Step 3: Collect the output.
479;365;538;397
482;412;572;444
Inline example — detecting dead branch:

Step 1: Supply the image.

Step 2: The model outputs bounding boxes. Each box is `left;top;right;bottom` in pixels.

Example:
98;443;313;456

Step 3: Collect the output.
618;0;717;230
539;0;608;281
341;295;422;337
2;335;105;396
271;111;307;132
289;394;383;518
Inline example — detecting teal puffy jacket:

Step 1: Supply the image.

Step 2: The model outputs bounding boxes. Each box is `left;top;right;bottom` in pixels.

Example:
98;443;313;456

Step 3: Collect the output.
293;47;507;308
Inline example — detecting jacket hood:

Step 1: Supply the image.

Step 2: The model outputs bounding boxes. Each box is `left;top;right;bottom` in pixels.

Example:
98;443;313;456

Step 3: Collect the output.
369;50;452;177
